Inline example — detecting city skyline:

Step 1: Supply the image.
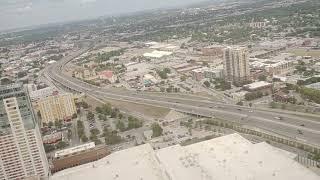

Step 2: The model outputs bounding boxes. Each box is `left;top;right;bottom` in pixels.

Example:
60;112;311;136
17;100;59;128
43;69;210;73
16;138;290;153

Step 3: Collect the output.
0;0;202;31
0;0;319;178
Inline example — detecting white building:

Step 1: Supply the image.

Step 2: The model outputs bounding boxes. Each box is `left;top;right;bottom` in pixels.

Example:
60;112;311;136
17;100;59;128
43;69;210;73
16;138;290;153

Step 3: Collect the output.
143;50;172;58
51;133;319;180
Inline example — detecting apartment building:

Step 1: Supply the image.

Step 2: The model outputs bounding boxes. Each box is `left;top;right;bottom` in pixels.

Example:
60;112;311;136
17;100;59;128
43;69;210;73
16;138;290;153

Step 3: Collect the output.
38;93;76;124
0;83;49;180
223;46;251;86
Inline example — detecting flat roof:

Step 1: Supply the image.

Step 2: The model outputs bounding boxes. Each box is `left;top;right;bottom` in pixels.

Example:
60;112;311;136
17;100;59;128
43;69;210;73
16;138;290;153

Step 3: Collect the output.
192;67;209;73
51;134;319;180
244;81;271;89
143;50;173;58
177;66;202;72
54;142;95;158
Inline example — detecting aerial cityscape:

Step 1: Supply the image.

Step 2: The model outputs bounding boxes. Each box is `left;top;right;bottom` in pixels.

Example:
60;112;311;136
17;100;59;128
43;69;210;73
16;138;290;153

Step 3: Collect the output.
0;0;320;179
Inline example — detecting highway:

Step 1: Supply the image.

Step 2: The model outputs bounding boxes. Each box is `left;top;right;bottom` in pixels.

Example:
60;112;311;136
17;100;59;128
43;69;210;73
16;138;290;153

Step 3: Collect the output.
44;47;320;147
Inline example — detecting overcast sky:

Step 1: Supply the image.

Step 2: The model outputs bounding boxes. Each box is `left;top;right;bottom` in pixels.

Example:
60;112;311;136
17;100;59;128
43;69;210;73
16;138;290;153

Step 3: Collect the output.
0;0;202;31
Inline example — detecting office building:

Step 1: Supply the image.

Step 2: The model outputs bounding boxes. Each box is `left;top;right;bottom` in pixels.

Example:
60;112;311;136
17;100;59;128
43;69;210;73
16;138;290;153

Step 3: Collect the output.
38;93;76;124
51;133;319;180
0;83;49;180
223;47;251;86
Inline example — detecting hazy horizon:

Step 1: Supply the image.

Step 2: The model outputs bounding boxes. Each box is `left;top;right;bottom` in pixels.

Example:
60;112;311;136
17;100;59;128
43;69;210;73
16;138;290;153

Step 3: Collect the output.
0;0;207;32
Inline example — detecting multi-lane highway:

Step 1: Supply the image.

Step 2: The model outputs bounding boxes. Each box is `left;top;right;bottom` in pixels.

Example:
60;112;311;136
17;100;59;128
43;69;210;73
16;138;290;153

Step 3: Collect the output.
44;47;320;147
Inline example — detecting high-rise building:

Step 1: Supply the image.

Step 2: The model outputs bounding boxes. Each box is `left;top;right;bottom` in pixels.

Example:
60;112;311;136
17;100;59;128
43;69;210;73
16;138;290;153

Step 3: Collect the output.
0;83;49;180
223;46;251;86
37;93;76;124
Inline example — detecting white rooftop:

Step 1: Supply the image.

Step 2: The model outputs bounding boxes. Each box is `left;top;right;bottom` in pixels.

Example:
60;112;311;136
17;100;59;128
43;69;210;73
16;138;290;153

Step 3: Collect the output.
244;81;271;89
50;134;319;180
143;50;173;58
192;67;209;73
54;142;95;158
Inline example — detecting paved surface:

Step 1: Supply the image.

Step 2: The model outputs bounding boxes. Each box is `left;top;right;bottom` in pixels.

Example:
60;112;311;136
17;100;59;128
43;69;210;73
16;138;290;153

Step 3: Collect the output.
43;47;320;147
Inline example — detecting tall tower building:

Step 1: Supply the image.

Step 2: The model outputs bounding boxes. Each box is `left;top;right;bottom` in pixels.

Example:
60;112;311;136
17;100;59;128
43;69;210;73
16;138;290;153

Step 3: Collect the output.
0;84;49;180
223;46;251;86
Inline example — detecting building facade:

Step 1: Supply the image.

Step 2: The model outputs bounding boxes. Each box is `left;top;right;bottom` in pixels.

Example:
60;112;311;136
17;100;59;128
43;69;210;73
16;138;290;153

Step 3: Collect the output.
0;83;49;180
38;93;76;124
223;46;251;86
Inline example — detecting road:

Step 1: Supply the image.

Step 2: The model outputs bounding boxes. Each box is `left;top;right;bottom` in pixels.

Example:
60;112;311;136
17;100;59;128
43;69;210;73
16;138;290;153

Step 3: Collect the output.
43;47;320;147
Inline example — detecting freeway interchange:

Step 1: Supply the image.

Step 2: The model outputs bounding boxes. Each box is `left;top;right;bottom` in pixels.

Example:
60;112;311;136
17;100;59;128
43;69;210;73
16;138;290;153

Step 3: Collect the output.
44;48;320;147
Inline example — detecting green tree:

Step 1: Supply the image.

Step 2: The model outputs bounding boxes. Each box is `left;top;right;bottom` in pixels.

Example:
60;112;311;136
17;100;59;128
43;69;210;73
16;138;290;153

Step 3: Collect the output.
128;117;143;129
104;130;122;145
98;114;107;121
157;70;168;79
204;81;211;88
118;113;123;119
54;120;63;129
90;128;100;136
44;144;55;153
48;121;54;128
203;62;209;67
258;75;267;81
81;135;89;143
56;141;69;149
270;101;277;108
151;123;163;138
95;106;102;113
236;101;244;106
163;68;171;74
87;111;95;120
116;120;126;132
180;76;187;82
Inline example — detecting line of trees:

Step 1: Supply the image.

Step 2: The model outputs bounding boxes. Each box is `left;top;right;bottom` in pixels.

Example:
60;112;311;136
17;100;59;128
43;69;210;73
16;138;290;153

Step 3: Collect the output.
151;123;163;138
44;141;69;153
116;116;143;132
77;120;88;143
102;127;122;145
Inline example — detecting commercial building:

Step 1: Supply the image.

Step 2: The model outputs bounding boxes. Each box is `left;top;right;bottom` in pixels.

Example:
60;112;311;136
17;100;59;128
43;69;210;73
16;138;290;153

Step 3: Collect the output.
51;143;109;173
38;93;76;124
51;133;319;180
0;83;49;180
243;81;273;94
250;54;296;76
201;45;224;57
223;47;251;86
143;50;172;58
191;67;209;81
29;87;59;101
191;67;224;81
204;68;224;80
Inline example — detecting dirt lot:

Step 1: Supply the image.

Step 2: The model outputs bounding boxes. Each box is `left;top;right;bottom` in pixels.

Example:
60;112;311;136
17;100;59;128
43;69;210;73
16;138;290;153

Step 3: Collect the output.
287;48;320;57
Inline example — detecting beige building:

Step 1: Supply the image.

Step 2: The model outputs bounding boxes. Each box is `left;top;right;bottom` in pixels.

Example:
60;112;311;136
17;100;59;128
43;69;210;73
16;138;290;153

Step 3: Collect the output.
0;84;49;180
38;93;76;124
223;46;251;86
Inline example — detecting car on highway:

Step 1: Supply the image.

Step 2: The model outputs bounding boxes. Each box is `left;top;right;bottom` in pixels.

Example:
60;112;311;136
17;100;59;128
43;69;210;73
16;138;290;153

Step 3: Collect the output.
274;116;283;120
